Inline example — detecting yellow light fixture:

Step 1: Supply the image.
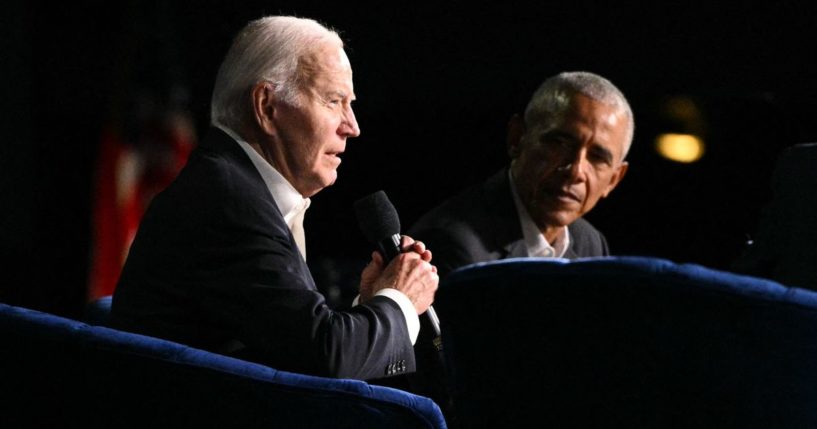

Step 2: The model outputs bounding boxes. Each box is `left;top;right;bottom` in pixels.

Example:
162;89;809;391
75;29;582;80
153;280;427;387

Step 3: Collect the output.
655;133;705;163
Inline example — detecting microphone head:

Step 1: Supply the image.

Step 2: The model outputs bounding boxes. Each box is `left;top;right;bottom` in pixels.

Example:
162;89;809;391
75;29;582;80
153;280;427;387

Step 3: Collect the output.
353;190;401;243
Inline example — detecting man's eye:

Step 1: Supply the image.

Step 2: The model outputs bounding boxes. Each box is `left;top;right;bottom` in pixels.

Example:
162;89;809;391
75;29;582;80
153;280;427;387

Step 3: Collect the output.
589;151;613;166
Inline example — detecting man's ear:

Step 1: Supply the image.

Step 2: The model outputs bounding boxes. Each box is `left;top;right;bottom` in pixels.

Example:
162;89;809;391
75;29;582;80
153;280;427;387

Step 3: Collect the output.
251;82;277;135
602;161;629;198
506;113;525;159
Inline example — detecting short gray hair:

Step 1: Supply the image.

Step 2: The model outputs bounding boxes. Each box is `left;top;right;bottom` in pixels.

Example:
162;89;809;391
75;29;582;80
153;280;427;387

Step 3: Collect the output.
210;16;342;131
524;71;635;159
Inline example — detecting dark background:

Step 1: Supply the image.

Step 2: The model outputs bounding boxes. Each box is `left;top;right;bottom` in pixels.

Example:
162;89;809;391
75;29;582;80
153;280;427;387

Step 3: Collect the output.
3;1;817;318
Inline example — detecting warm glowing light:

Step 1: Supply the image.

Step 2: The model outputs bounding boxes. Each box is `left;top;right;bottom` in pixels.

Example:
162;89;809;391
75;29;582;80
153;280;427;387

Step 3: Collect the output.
655;133;705;163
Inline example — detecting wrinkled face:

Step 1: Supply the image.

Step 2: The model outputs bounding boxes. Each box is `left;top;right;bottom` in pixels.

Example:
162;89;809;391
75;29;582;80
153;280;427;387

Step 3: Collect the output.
510;93;629;233
271;43;360;197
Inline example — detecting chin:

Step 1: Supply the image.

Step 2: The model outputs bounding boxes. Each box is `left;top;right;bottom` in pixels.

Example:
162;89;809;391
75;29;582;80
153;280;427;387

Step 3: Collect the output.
316;172;338;190
539;212;578;229
325;169;339;185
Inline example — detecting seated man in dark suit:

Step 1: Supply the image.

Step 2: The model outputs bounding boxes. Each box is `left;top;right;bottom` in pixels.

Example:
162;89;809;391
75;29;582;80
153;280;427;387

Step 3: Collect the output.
732;143;817;290
111;16;439;382
404;71;633;424
409;71;633;277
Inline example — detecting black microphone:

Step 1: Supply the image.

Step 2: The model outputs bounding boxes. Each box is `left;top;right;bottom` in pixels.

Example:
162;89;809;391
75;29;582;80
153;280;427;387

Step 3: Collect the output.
353;191;442;341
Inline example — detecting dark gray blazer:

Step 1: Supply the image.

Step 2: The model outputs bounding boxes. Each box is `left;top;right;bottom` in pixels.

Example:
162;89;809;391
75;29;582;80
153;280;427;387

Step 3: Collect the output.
111;128;414;380
732;143;817;290
409;169;609;278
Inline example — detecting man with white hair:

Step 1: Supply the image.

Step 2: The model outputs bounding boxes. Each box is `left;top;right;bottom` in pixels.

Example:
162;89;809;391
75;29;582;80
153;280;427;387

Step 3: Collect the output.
409;71;633;277
111;16;439;381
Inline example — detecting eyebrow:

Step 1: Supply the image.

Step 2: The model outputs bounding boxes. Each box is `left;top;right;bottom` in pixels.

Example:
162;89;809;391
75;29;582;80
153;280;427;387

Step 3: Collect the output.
539;130;576;145
590;145;615;164
325;90;355;100
543;130;616;163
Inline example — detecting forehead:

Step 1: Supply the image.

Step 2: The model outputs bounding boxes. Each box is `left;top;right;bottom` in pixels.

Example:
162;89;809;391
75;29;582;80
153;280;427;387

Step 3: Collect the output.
299;43;354;90
541;94;628;152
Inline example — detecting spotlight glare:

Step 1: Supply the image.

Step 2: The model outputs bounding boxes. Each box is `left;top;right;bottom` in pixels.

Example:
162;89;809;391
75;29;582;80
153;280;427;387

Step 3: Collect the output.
655;133;705;163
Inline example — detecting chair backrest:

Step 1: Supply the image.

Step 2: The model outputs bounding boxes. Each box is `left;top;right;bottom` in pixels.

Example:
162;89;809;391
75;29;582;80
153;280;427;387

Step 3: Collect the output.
84;295;112;326
0;302;447;428
436;256;817;428
733;142;817;290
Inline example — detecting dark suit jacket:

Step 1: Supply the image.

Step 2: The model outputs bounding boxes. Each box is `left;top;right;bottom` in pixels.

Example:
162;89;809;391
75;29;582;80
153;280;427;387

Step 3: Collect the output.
111;128;414;380
409;169;609;277
732;143;817;290
403;168;609;425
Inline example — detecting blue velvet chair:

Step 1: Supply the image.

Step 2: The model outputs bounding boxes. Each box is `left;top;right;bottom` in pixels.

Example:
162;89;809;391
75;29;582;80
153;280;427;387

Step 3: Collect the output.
84;294;112;326
0;301;447;428
435;256;817;428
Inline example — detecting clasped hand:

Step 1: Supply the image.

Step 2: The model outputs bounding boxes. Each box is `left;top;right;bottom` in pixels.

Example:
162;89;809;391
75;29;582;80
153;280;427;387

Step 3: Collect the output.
359;236;439;314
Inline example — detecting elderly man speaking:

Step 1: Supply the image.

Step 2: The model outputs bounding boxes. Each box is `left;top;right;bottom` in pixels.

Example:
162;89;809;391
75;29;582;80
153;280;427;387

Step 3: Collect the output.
111;16;439;381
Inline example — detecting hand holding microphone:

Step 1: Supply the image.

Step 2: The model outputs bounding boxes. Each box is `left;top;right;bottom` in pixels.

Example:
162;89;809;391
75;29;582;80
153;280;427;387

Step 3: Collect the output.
359;237;437;312
354;191;441;337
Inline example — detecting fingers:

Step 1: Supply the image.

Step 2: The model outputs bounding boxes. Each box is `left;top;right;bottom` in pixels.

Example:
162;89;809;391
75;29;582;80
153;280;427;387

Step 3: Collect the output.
402;256;439;314
421;249;432;262
366;238;439;313
391;253;438;288
359;251;386;303
397;249;439;290
400;235;415;251
401;235;433;262
401;235;425;254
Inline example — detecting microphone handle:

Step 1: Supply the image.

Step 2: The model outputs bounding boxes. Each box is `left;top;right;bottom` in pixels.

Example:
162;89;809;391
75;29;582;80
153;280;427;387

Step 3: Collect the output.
377;234;442;340
376;235;402;261
426;305;442;339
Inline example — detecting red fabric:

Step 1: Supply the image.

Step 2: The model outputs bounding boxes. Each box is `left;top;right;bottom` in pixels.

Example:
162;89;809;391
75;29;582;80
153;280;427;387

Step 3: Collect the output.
88;114;194;300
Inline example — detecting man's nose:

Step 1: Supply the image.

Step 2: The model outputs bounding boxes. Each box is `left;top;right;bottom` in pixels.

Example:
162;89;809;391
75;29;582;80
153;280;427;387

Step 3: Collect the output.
557;150;588;182
339;106;361;138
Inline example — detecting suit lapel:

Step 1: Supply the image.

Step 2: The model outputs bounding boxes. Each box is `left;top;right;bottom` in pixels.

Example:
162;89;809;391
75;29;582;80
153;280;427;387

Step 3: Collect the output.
483;169;528;259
